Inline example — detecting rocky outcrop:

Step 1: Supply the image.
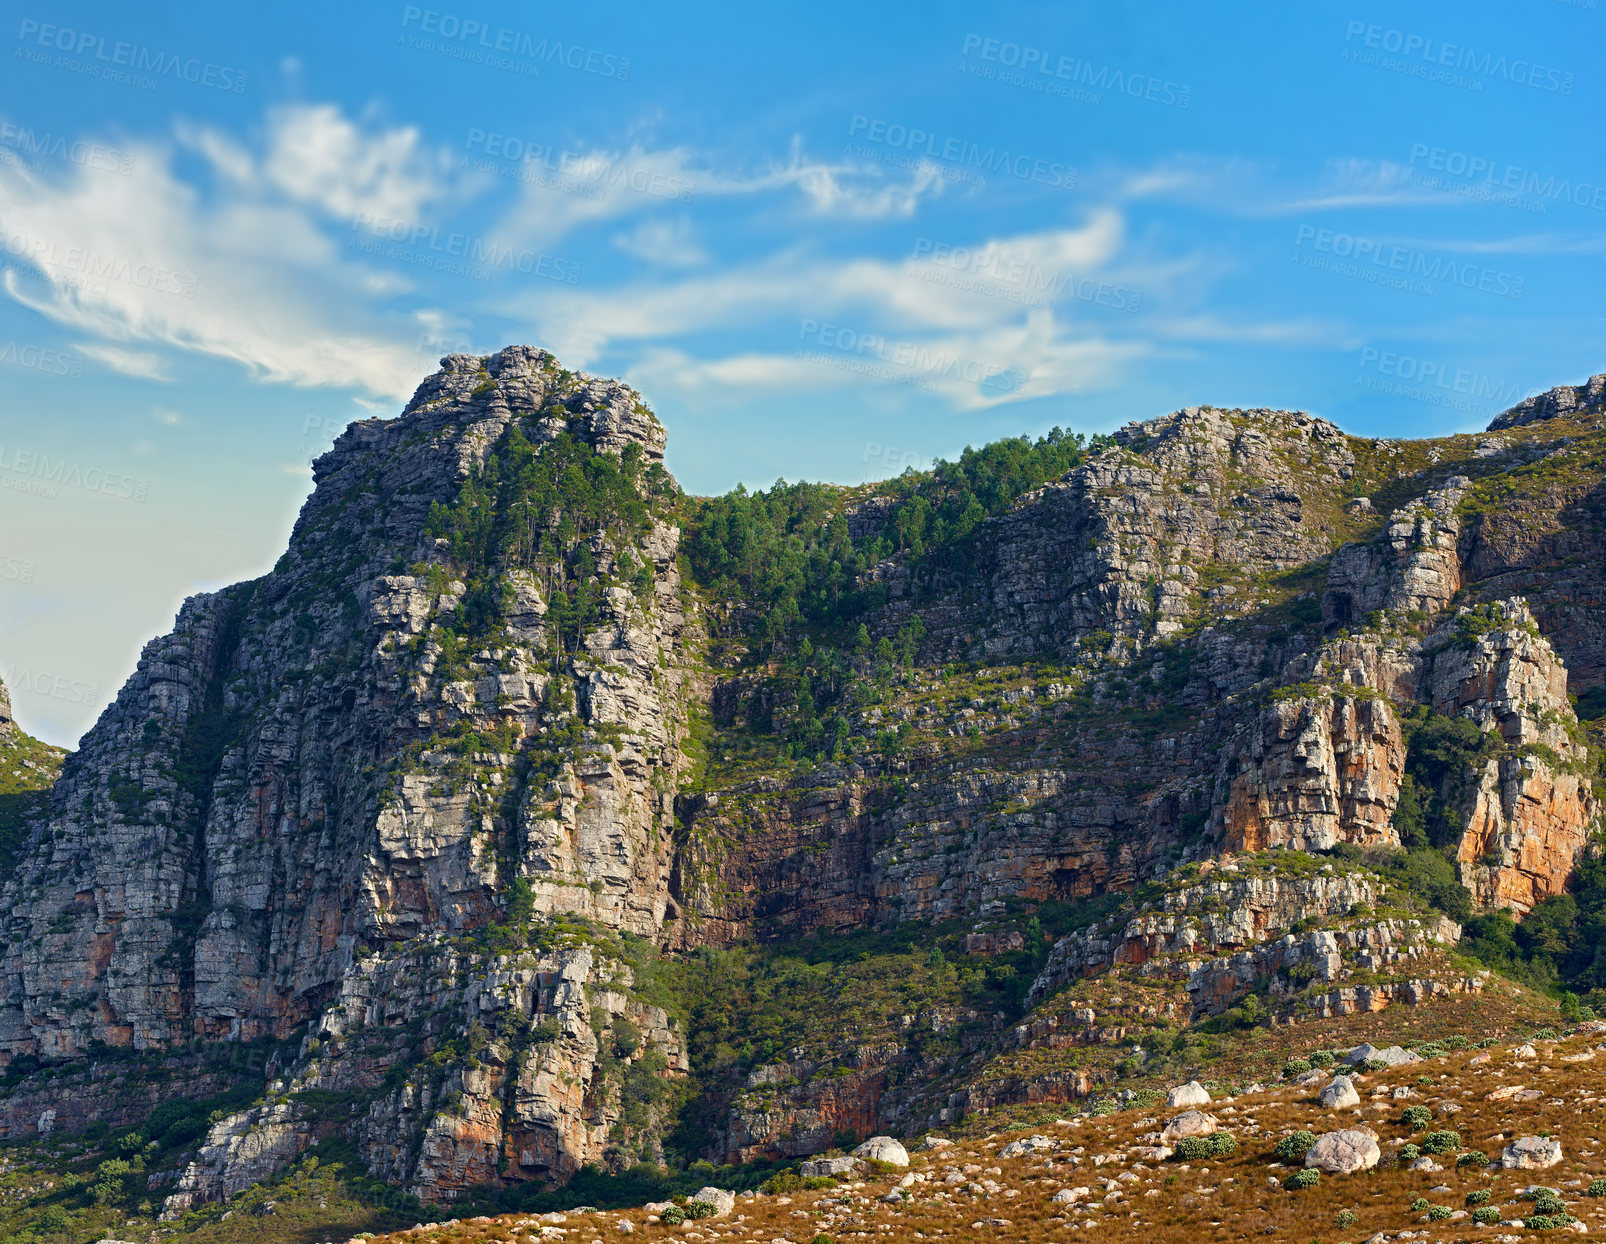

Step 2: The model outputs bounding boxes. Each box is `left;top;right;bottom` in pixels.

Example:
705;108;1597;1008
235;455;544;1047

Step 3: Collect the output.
1488;373;1605;431
0;674;12;735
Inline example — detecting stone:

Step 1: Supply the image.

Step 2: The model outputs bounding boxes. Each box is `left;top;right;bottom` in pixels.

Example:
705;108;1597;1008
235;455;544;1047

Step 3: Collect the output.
1166;1081;1211;1108
689;1188;735;1217
1320;1076;1361;1109
853;1137;910;1166
1050;1187;1089;1204
1407;1157;1441;1172
800;1157;860;1178
1304;1129;1381;1174
1500;1136;1563;1170
1344;1043;1419;1068
1160;1111;1218;1144
998;1136;1054;1158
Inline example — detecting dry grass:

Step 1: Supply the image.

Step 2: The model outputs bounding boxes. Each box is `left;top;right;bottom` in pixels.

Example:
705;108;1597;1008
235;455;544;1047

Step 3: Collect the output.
364;1019;1606;1244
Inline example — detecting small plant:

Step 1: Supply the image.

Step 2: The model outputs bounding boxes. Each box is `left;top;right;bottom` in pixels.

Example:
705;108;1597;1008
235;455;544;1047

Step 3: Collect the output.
1400;1104;1432;1129
1174;1136;1213;1160
1409;1198;1429;1212
686;1200;718;1220
1420;1129;1461;1154
1466;1189;1491;1207
1284;1168;1319;1191
1282;1058;1313;1078
1362;1057;1389;1072
1532;1193;1568;1216
1591;1179;1606;1197
1456;1150;1489;1168
1307;1050;1336;1068
1472;1207;1501;1225
1274;1131;1318;1163
1333;1209;1357;1228
1208;1131;1238;1157
1426;1205;1452;1221
659;1206;686;1226
1525;1214;1569;1230
810;1235;835;1244
1400;1143;1421;1162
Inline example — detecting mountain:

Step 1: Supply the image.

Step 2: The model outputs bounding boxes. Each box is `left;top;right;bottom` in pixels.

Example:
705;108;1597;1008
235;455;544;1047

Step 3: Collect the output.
0;350;1600;1237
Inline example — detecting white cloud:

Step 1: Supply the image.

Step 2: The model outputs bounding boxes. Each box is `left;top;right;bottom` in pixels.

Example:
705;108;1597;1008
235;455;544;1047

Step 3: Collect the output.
613;217;709;268
75;342;171;380
0;118;457;400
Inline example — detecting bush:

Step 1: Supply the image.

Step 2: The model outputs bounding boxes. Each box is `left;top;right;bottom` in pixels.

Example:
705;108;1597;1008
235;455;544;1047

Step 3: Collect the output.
1466;1189;1491;1206
1284;1168;1319;1191
1532;1193;1568;1216
1362;1057;1389;1073
1409;1198;1429;1212
1208;1132;1238;1158
1525;1214;1569;1230
1307;1050;1336;1068
1273;1131;1318;1163
1420;1130;1461;1154
1426;1205;1452;1221
1401;1104;1433;1129
1472;1207;1501;1225
1281;1058;1312;1078
810;1235;834;1244
1174;1136;1213;1161
659;1207;685;1226
1591;1179;1606;1197
1456;1150;1489;1167
1399;1143;1421;1162
686;1200;718;1219
1333;1209;1357;1228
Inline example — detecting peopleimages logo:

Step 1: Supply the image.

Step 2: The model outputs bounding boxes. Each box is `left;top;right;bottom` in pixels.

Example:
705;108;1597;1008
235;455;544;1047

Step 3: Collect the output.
348;213;582;283
1293;225;1524;300
398;7;629;79
14;19;249;92
0;445;149;501
1341;21;1574;94
847;116;1076;188
1408;143;1606;213
959;34;1192;108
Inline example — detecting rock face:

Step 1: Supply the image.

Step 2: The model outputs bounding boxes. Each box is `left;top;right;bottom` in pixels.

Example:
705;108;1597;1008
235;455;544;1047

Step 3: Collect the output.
1;355;1603;1210
1304;1128;1380;1174
0;674;12;735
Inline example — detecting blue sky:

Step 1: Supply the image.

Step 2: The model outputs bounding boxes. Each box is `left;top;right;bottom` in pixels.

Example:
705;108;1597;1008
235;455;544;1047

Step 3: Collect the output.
1;0;1602;746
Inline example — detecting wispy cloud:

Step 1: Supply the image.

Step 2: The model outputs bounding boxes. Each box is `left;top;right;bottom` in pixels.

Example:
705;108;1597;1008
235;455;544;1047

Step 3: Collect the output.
75;342;171;380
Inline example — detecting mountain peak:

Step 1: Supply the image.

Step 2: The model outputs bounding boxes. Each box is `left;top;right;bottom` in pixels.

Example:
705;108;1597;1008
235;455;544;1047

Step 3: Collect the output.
1488;371;1606;431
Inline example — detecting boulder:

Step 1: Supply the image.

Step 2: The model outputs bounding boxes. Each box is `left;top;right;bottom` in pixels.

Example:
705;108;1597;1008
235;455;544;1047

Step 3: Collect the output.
1344;1043;1418;1067
924;1137;952;1150
853;1136;910;1167
998;1136;1054;1159
1407;1157;1442;1172
689;1188;735;1217
1292;1068;1328;1087
1130;1145;1173;1161
1319;1076;1361;1110
1166;1080;1211;1108
1050;1188;1090;1204
1500;1136;1563;1170
1304;1129;1381;1174
1160;1111;1218;1144
800;1157;860;1178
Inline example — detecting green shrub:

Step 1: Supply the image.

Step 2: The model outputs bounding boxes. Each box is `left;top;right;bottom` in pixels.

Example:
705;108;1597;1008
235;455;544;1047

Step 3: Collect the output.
1472;1206;1501;1225
1281;1058;1312;1078
1333;1209;1357;1228
1532;1193;1567;1216
1207;1132;1238;1158
1525;1214;1568;1230
1401;1104;1433;1129
659;1207;686;1225
1591;1179;1606;1197
1273;1131;1318;1163
1456;1149;1489;1167
1409;1198;1429;1212
1420;1130;1461;1154
1362;1057;1389;1072
800;1176;838;1190
810;1235;835;1244
1426;1205;1452;1221
1466;1189;1491;1206
1283;1168;1319;1191
686;1200;718;1219
1400;1143;1421;1162
1174;1136;1213;1161
1307;1050;1336;1068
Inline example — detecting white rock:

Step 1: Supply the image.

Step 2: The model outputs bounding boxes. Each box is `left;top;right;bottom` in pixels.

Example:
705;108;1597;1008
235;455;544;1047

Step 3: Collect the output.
853;1136;910;1167
1345;1043;1419;1068
998;1135;1054;1159
1501;1135;1563;1170
1160;1110;1218;1144
1320;1076;1361;1110
1050;1188;1090;1204
689;1188;735;1217
800;1156;860;1177
1304;1129;1381;1174
1166;1081;1211;1109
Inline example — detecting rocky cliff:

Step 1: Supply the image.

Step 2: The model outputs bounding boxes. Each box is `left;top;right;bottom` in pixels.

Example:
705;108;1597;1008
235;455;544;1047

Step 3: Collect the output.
0;355;1601;1213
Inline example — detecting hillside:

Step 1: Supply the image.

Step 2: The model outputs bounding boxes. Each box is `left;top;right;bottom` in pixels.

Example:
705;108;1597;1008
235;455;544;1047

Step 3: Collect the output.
0;351;1600;1244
